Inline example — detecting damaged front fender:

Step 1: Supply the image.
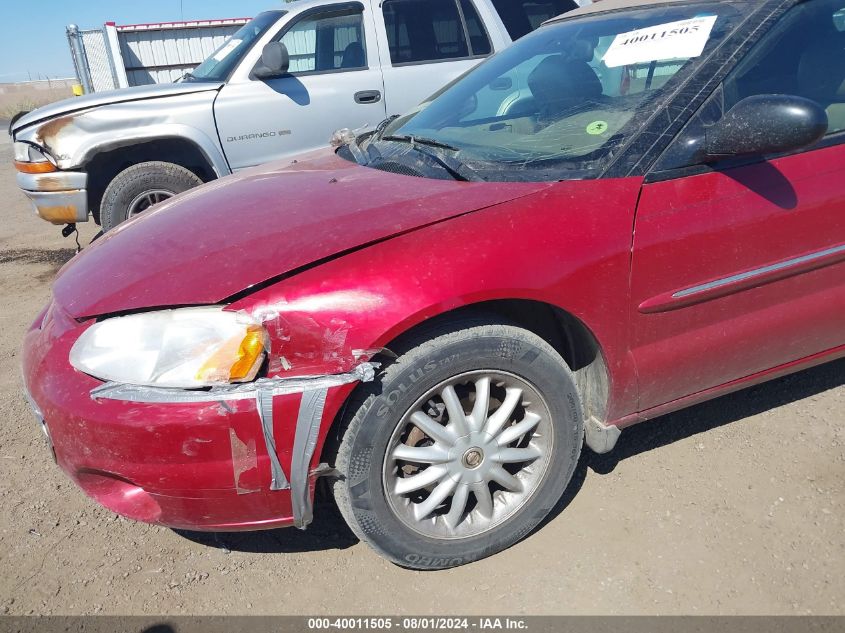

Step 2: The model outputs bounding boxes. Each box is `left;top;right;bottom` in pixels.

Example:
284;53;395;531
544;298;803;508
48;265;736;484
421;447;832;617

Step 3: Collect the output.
14;92;228;176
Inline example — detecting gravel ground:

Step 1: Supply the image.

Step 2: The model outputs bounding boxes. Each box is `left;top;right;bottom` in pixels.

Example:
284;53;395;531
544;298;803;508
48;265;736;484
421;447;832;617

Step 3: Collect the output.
0;136;842;616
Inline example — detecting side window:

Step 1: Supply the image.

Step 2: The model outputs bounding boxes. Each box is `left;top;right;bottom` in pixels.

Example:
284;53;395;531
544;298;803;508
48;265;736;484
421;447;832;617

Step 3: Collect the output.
724;0;845;134
490;0;578;41
460;0;492;56
656;0;845;171
279;8;367;74
382;0;490;65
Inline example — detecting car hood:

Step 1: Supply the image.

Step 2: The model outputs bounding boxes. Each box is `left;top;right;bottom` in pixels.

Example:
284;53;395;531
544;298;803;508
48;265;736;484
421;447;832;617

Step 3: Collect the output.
53;150;552;319
11;81;224;135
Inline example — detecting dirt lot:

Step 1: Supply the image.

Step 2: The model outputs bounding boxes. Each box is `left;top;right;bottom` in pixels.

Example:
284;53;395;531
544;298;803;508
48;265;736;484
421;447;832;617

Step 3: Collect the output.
0;134;842;616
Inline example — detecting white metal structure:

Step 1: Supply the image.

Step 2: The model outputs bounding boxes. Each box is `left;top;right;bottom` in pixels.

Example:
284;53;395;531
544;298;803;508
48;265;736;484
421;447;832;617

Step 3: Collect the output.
68;19;250;93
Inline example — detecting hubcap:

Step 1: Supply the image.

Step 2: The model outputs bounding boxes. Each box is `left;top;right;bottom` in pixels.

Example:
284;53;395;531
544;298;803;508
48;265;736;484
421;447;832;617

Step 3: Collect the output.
383;370;553;540
126;189;175;219
463;449;483;469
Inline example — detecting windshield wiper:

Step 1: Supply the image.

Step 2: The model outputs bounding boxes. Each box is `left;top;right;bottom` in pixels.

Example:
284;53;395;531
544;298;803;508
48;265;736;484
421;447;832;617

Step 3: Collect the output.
346;135;369;166
382;134;460;152
180;71;196;82
381;135;483;182
374;114;401;141
338;117;396;166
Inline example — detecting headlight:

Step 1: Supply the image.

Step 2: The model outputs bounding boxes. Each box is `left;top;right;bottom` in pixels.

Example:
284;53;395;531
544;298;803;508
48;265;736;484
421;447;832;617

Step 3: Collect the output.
69;307;268;389
14;142;56;173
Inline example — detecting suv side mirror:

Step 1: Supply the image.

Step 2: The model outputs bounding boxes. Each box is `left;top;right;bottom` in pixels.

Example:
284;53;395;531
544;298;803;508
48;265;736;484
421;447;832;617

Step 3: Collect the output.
253;42;290;80
704;94;828;160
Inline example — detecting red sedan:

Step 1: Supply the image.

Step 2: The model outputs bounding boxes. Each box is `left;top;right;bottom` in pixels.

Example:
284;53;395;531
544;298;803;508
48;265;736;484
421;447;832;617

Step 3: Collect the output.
21;0;845;569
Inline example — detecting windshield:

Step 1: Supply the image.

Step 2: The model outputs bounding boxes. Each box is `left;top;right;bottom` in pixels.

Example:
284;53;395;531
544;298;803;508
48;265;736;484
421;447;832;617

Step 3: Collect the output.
374;1;747;180
185;11;285;82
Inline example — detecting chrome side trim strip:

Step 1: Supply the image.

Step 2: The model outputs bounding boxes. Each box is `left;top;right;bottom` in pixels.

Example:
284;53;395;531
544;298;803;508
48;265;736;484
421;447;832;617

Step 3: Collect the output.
673;244;845;299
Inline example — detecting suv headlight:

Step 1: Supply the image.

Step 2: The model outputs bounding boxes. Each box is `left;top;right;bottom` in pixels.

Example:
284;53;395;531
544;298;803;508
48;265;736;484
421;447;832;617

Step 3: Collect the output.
69;307;268;389
14;142;57;173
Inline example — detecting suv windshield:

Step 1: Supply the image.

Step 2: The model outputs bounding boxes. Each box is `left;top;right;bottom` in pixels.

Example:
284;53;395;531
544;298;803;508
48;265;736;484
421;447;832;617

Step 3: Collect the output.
373;1;748;180
185;11;285;82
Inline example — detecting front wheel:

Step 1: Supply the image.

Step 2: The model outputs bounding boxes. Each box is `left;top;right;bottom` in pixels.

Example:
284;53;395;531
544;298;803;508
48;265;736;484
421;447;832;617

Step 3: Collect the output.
99;161;203;231
332;319;583;569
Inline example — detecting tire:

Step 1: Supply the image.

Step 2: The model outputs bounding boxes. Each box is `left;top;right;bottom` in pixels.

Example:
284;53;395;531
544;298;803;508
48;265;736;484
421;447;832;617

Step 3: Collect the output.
331;318;584;569
99;161;203;232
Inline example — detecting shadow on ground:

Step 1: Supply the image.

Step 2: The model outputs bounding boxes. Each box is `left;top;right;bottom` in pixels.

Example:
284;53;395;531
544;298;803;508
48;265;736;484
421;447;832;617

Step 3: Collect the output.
0;247;78;281
177;358;845;555
174;499;359;554
544;357;845;526
0;247;77;267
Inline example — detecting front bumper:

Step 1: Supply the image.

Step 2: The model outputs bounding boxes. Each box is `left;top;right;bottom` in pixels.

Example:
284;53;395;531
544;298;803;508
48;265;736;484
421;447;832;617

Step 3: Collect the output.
17;170;89;224
21;301;359;532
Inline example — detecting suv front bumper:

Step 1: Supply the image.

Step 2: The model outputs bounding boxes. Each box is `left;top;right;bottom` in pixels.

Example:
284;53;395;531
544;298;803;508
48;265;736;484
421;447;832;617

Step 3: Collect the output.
17;170;89;224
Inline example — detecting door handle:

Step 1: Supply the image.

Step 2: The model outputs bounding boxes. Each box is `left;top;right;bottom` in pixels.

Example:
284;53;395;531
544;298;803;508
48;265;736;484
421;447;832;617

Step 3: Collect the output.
355;90;382;104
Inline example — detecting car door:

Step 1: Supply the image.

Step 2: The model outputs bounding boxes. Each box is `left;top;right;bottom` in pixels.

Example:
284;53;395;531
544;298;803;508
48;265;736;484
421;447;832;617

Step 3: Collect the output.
630;0;845;412
215;2;387;171
374;0;497;117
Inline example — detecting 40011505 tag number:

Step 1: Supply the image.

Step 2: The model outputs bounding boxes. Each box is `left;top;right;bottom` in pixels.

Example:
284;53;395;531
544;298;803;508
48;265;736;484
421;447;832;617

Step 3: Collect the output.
308;618;394;630
619;24;700;46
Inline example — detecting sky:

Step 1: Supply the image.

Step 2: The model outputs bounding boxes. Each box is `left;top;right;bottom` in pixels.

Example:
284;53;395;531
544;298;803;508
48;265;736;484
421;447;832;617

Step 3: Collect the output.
0;0;275;83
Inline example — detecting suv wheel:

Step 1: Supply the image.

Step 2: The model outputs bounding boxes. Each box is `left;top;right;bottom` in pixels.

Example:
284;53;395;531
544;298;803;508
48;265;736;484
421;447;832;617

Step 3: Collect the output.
100;161;203;231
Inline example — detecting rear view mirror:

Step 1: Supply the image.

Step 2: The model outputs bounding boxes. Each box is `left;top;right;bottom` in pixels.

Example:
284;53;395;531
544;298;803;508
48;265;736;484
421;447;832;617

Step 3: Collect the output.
253;42;290;80
704;94;828;160
489;77;513;91
457;94;478;120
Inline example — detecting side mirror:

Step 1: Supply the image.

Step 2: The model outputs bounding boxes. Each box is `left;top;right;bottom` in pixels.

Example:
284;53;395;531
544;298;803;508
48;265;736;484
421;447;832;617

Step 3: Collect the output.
704;94;828;160
253;42;290;80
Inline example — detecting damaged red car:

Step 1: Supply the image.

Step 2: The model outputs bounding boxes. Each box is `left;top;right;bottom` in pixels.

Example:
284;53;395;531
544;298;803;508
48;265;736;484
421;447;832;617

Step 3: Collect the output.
21;0;845;569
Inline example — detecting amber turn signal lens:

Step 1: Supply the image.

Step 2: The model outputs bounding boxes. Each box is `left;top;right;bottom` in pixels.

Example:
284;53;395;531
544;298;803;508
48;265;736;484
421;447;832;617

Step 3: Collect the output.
229;326;267;381
15;160;57;174
195;325;267;384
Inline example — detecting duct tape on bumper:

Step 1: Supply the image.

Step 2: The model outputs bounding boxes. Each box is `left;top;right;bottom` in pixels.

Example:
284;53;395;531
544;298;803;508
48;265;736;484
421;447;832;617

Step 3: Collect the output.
90;363;377;528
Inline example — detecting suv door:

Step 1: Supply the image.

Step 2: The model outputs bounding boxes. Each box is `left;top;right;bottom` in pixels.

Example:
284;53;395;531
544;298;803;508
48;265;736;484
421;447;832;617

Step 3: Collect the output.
215;2;387;171
375;0;495;116
630;0;845;411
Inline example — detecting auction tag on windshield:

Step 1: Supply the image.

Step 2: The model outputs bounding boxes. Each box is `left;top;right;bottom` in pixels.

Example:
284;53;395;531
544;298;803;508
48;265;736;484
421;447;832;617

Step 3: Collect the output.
603;16;717;68
213;38;242;62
